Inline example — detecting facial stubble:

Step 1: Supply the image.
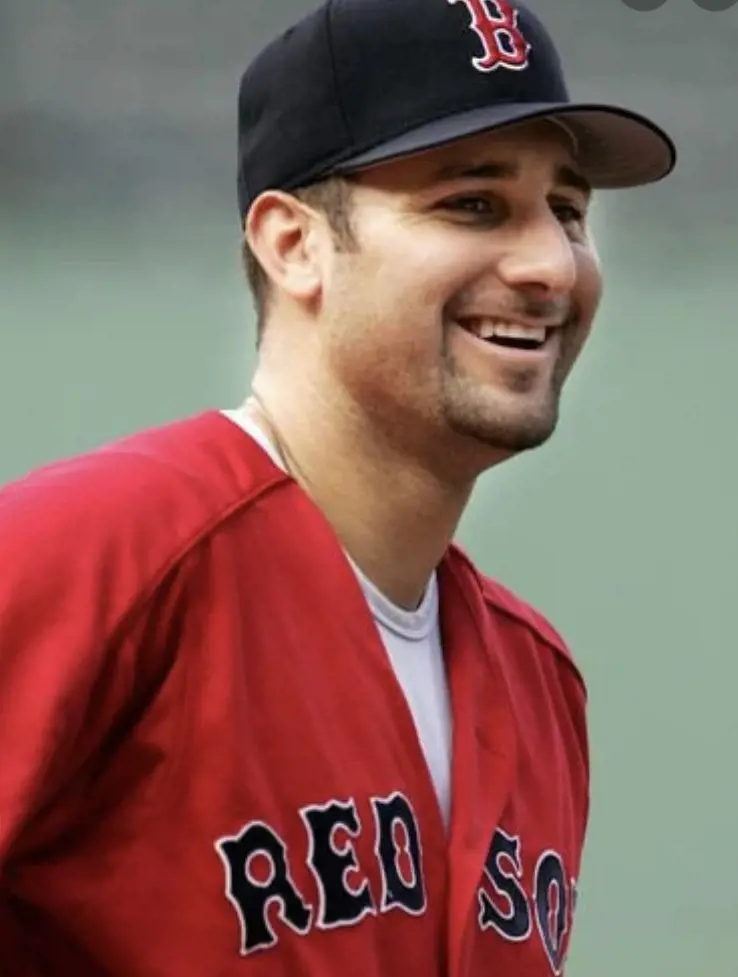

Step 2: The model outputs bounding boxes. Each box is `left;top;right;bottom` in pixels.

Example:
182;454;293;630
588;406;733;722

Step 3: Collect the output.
439;322;581;454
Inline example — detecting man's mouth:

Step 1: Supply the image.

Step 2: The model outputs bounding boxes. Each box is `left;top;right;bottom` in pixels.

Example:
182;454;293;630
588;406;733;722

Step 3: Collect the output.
455;316;551;351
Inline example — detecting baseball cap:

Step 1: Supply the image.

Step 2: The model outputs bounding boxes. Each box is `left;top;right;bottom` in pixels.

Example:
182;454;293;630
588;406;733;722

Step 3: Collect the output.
237;0;676;220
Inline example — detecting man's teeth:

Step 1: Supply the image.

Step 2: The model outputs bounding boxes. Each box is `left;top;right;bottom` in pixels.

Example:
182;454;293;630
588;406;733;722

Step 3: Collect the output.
462;318;547;345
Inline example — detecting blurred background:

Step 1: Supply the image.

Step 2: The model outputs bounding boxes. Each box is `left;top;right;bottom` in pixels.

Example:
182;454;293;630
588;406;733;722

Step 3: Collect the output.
1;1;736;973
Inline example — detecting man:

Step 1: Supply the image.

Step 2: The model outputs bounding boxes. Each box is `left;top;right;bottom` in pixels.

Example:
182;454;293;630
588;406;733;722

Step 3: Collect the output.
0;0;675;974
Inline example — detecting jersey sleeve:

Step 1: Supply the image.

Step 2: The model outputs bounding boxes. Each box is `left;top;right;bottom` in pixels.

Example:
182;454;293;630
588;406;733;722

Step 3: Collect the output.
0;457;182;873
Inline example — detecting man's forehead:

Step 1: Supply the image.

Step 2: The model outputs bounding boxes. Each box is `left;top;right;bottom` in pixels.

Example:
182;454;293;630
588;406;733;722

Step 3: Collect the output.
352;120;590;197
429;121;580;173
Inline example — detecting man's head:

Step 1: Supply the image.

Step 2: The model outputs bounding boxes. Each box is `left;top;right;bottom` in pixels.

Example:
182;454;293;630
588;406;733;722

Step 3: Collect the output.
245;118;599;466
236;0;675;476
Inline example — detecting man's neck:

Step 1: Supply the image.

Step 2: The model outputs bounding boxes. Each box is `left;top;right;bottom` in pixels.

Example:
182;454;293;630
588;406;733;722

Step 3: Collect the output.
243;385;473;611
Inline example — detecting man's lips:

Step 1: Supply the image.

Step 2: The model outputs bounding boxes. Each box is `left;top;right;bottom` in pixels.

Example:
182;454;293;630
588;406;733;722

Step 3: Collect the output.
453;315;565;352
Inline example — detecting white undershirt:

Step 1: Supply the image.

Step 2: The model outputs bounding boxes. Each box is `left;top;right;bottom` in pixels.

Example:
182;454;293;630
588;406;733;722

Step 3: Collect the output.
221;408;453;826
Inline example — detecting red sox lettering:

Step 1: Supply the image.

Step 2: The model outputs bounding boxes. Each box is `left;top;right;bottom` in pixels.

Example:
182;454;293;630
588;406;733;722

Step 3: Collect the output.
479;827;577;974
216;793;426;954
216;793;577;972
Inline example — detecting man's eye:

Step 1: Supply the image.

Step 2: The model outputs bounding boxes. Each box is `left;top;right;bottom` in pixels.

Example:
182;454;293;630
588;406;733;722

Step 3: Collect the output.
552;202;585;225
443;196;498;216
440;196;586;226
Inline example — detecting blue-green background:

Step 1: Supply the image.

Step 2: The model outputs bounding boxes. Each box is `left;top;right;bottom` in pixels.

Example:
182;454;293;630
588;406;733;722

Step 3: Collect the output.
2;3;736;973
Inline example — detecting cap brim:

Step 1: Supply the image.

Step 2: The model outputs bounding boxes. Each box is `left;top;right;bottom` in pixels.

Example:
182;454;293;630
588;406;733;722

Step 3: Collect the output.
332;102;676;189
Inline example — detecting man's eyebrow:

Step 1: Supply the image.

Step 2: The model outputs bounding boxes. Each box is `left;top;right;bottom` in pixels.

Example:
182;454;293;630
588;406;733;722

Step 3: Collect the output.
556;164;592;199
425;160;592;198
428;161;519;184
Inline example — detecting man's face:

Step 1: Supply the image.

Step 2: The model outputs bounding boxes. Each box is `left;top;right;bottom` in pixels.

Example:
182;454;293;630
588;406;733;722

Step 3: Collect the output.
315;120;603;472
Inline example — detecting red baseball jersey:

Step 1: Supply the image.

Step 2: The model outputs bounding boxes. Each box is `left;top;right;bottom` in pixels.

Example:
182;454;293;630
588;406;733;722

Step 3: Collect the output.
0;411;589;976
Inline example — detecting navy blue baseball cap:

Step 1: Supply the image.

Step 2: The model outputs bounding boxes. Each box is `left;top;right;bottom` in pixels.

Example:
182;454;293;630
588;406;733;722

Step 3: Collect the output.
237;0;676;219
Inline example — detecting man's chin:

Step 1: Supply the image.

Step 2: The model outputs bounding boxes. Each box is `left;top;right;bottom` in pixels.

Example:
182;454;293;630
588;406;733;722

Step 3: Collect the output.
449;406;560;458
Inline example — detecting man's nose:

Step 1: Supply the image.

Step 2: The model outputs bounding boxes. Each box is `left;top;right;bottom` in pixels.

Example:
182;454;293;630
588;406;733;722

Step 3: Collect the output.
495;217;578;299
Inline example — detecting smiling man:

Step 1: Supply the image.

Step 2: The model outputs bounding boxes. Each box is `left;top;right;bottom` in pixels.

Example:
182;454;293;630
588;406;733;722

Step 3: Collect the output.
0;1;676;975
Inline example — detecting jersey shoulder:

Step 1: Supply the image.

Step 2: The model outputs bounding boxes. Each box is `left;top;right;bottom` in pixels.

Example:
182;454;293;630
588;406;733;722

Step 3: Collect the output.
0;411;287;615
448;544;580;674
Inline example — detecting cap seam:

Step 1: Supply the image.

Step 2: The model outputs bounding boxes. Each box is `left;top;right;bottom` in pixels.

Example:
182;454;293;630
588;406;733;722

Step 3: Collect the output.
276;101;559;190
324;0;354;146
243;100;671;204
338;99;661;162
338;96;562;159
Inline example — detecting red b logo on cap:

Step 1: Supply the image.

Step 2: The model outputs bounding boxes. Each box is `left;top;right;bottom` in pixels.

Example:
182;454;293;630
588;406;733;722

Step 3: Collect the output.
449;0;531;72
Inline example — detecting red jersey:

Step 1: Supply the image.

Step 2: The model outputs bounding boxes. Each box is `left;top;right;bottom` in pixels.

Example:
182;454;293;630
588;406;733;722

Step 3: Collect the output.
0;411;589;976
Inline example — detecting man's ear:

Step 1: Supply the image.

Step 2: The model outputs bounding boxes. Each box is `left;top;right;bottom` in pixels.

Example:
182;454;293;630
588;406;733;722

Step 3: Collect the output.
244;191;323;305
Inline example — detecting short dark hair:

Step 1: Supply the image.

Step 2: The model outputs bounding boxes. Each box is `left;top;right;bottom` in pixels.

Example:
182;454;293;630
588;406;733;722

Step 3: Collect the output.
241;176;357;344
